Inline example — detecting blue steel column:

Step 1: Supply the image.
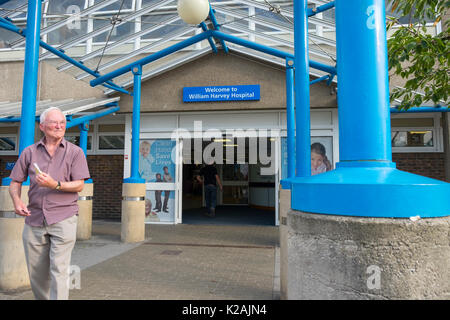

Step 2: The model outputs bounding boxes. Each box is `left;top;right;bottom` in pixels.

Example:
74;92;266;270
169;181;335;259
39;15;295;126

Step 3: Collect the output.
290;0;450;218
285;59;296;180
209;8;228;53
124;65;145;183
79;122;89;155
336;0;391;163
200;22;218;53
19;0;42;154
78;122;93;185
293;0;311;177
1;0;41;186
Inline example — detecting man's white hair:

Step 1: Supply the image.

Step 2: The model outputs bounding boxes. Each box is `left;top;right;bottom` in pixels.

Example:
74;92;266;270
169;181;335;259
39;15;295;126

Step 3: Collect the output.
40;107;65;124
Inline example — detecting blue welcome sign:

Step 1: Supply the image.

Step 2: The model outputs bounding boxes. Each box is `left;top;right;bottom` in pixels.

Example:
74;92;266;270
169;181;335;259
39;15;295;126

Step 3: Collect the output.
183;85;260;102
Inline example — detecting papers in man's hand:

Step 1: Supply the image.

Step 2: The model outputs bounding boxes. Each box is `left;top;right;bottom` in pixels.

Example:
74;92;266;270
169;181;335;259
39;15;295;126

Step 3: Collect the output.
33;163;42;175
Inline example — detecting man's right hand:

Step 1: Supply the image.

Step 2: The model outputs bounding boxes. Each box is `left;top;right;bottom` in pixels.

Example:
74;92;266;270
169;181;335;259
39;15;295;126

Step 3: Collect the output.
9;180;31;217
14;201;31;217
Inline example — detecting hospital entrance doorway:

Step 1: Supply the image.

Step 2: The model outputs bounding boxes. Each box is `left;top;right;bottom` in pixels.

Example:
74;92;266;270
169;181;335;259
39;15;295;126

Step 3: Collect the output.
181;137;277;226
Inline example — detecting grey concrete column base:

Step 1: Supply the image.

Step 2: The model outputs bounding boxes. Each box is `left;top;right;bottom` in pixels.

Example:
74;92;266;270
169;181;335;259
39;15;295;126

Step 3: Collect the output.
287;210;450;300
0;217;30;291
77;183;94;240
77;201;92;240
0;185;29;212
279;186;290;300
0;186;30;291
121;183;146;243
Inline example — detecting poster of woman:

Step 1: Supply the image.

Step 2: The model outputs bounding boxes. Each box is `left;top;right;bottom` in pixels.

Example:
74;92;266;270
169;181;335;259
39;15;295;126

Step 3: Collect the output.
310;137;333;175
281;136;334;179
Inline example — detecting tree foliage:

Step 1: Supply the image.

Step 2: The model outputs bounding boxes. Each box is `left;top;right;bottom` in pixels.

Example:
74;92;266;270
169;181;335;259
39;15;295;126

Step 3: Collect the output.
386;0;449;109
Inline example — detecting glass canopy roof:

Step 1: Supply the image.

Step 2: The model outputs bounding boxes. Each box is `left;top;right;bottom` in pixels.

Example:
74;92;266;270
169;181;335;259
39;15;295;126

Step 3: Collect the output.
0;0;339;94
0;1;438;96
0;96;120;119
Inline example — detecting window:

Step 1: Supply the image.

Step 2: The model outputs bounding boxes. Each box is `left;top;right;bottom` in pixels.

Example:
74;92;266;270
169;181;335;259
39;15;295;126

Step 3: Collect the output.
98;134;125;150
391;114;442;152
46;0;88;46
0;126;18;155
92;19;133;43
65;134;93;151
94;0;134;12
391;130;433;148
0;136;17;152
96;123;125;154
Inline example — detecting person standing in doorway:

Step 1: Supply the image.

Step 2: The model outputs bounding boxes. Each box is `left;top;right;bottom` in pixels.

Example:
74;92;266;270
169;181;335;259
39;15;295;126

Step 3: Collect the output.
162;166;172;213
8;107;90;300
197;160;223;217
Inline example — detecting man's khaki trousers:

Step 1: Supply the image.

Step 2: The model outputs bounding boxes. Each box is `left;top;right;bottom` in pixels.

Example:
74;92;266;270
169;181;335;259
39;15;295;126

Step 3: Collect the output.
22;215;78;300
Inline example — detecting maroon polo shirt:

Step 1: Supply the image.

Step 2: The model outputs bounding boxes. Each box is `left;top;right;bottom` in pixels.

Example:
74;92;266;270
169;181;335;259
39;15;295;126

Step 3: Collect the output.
10;137;90;226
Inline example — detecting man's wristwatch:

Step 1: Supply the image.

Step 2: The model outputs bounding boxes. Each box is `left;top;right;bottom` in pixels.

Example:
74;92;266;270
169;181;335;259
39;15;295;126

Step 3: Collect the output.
55;181;61;190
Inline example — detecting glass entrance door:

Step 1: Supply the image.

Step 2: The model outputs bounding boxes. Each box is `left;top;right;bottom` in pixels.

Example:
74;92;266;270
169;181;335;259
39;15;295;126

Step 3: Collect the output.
220;164;249;205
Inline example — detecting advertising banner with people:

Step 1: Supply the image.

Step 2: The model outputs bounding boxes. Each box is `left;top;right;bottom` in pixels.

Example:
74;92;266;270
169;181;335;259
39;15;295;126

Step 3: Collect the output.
139;139;176;224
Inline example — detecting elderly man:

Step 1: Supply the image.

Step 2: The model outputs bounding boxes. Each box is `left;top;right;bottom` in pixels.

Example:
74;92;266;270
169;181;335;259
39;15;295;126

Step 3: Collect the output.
8;107;90;300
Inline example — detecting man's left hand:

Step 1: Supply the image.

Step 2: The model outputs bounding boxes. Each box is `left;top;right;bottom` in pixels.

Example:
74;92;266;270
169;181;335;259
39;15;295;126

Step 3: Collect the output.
36;172;58;189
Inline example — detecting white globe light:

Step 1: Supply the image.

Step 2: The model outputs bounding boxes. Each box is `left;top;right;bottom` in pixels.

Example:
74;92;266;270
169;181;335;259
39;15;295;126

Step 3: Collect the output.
177;0;210;25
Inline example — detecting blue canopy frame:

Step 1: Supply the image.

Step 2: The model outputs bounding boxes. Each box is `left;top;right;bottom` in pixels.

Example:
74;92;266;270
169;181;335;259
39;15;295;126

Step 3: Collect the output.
1;0;448;217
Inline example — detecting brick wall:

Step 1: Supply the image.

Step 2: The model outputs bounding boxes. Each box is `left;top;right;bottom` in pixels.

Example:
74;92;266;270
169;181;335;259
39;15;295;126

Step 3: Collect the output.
393;152;446;181
86;155;124;220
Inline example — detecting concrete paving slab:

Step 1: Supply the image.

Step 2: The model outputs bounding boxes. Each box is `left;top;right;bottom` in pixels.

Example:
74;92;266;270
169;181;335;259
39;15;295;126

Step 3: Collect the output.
0;220;280;300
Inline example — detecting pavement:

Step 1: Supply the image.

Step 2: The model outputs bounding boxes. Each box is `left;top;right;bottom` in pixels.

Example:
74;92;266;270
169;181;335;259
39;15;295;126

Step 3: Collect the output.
0;219;280;300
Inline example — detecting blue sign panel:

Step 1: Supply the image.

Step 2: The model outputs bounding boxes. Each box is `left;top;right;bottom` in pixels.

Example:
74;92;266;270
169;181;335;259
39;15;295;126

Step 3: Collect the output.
183;85;260;102
5;162;15;171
